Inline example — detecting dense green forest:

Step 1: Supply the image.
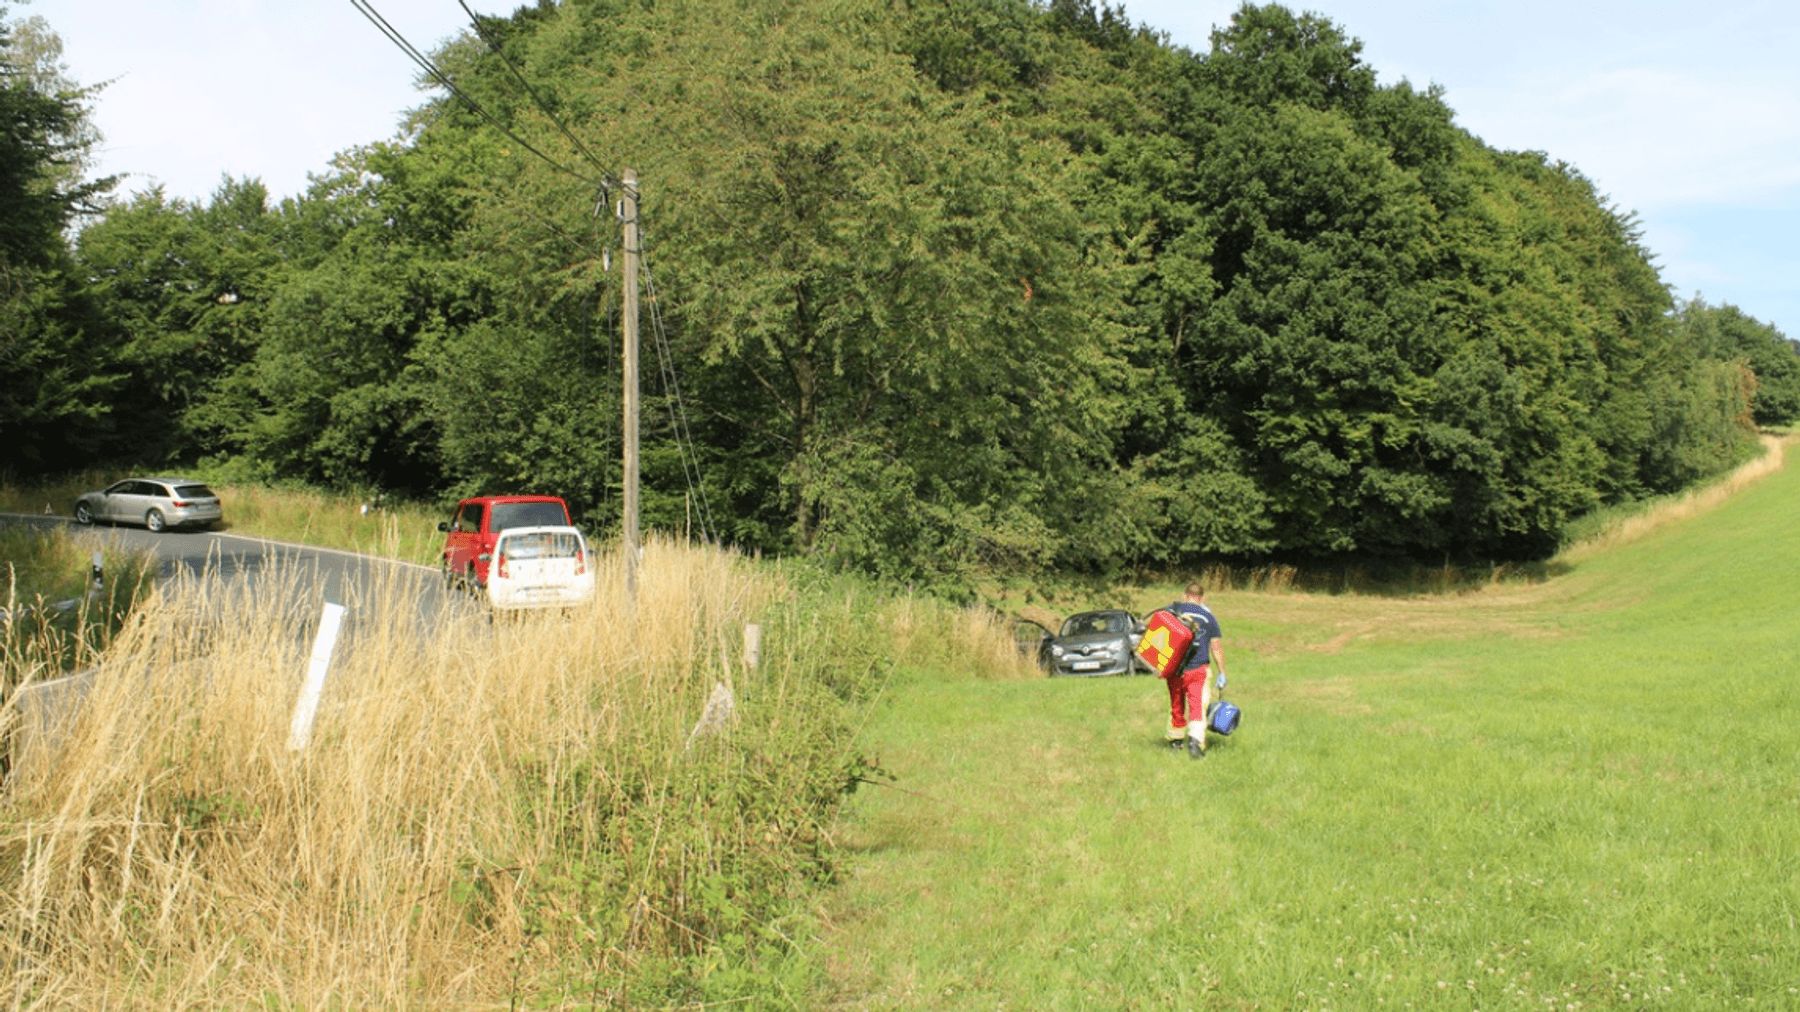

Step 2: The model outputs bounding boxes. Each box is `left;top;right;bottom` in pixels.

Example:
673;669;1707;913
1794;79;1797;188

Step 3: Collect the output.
5;0;1797;587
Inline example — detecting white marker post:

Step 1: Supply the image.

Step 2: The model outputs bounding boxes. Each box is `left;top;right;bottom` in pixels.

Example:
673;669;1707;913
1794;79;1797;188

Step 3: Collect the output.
743;623;762;669
288;601;346;751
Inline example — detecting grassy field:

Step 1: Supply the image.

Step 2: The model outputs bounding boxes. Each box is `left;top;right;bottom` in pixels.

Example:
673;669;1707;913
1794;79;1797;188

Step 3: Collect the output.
200;482;447;565
4;445;1796;1008
819;441;1800;1010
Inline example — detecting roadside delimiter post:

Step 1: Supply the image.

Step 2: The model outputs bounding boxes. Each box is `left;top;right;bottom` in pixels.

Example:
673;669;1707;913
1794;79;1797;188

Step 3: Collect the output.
288;601;346;751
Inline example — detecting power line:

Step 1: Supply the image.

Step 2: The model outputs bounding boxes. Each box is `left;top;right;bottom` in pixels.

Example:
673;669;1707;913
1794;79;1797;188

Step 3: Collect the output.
348;0;606;188
456;0;618;191
642;253;720;543
353;2;716;543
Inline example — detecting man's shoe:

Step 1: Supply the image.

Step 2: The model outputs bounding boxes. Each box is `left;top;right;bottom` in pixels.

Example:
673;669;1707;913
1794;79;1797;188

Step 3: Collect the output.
1187;738;1205;759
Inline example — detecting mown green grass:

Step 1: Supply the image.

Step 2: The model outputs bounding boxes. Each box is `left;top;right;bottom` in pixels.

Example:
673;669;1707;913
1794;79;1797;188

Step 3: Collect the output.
821;452;1800;1009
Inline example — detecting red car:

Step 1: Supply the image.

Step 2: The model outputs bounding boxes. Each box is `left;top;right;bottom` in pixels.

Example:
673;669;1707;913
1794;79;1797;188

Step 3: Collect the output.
438;495;573;590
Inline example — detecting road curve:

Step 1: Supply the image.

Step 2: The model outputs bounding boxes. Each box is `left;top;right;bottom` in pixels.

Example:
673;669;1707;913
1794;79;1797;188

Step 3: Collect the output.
3;515;466;771
4;514;447;611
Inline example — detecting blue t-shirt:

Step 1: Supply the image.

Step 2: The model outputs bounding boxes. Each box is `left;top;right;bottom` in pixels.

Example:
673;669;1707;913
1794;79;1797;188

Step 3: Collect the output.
1169;601;1222;673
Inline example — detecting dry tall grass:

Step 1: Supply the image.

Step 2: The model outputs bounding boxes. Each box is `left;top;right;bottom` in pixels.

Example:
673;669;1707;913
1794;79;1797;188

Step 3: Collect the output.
205;484;446;566
1558;431;1792;563
881;592;1045;683
0;533;1032;1008
2;528;154;689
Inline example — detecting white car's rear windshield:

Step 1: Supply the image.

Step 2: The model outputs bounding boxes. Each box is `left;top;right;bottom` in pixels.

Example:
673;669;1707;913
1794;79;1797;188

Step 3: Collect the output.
490;502;569;531
173;484;215;499
499;531;583;559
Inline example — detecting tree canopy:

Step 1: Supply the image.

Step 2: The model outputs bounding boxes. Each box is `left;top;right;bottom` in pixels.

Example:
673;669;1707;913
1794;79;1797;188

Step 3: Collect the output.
1;6;119;469
8;0;1789;588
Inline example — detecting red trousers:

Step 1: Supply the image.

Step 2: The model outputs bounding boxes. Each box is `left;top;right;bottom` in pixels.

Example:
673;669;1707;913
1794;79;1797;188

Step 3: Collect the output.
1166;664;1210;733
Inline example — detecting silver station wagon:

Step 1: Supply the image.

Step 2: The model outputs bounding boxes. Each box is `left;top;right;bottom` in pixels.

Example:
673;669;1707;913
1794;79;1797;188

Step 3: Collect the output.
73;477;223;532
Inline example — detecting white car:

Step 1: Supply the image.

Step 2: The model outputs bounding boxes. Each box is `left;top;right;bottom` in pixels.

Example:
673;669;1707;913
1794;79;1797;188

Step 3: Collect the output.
484;525;595;610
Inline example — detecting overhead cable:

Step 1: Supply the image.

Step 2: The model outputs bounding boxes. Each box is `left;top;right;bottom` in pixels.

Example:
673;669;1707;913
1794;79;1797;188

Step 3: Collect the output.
456;0;618;190
642;253;720;542
348;0;606;188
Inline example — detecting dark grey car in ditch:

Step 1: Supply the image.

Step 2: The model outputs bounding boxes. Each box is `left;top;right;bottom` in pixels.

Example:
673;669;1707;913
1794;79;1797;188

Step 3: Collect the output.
1047;609;1150;677
73;477;223;532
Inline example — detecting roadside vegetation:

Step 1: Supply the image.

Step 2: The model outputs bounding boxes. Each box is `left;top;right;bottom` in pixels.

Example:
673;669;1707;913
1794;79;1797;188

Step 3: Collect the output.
0;524;152;690
195;480;445;565
0;534;1031;1007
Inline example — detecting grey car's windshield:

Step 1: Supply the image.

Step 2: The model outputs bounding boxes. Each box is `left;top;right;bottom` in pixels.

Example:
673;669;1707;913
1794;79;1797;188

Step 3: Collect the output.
1060;612;1128;637
489;502;569;531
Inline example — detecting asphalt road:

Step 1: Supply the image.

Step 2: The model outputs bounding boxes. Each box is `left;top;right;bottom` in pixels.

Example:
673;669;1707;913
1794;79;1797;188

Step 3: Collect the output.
3;513;463;653
81;521;442;606
3;515;464;768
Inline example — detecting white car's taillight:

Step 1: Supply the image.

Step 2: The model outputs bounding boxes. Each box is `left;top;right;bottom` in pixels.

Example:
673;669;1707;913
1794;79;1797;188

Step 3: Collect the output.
574;548;586;575
496;551;509;579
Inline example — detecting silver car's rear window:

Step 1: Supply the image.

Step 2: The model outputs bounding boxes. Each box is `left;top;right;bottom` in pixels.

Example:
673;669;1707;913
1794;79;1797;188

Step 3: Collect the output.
499;531;583;559
173;484;215;499
490;502;569;531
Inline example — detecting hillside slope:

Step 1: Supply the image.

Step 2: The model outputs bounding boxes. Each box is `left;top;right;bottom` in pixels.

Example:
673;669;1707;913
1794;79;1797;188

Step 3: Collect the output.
822;440;1800;1010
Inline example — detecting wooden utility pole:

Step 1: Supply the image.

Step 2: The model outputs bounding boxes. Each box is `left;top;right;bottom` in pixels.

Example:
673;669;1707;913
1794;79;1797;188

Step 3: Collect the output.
621;169;640;604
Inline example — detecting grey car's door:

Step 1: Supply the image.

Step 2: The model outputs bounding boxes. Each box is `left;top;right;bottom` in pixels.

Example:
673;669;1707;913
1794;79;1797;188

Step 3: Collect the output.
118;480;156;524
98;480;136;522
137;481;173;525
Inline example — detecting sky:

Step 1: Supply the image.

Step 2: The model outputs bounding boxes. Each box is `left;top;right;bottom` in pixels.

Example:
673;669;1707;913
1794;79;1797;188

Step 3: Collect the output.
15;0;1799;339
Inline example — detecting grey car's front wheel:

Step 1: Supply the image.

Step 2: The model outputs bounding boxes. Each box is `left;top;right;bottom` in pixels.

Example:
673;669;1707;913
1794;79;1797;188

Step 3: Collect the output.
74;502;93;525
145;509;166;533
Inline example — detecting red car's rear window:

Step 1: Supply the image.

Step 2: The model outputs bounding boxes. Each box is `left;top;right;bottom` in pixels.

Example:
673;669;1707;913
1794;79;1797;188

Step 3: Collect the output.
489;501;570;531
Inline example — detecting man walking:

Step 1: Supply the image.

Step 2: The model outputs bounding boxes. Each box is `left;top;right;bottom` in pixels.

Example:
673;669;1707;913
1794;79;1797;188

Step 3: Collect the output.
1164;581;1227;759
